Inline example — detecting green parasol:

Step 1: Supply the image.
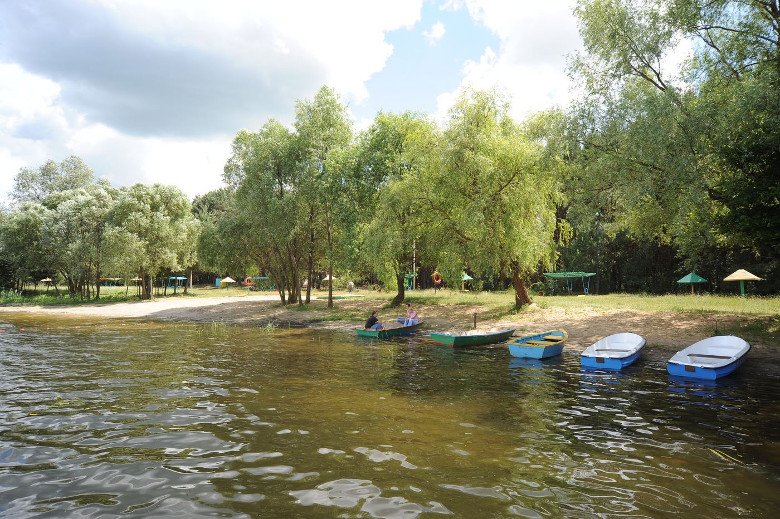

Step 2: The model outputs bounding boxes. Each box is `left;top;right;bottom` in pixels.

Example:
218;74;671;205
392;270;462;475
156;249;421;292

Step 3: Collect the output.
677;272;708;294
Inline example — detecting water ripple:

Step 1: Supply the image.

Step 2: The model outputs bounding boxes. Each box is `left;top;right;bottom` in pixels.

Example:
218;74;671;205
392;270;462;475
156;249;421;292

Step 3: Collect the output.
0;319;777;517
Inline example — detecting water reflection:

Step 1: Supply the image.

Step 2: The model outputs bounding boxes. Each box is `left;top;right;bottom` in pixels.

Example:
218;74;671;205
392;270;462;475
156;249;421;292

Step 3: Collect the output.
0;316;778;518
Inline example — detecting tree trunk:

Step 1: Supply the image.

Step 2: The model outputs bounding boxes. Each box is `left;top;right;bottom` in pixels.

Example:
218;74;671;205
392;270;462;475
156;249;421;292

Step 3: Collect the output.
141;273;153;300
306;208;314;304
391;271;405;306
511;263;532;308
326;226;334;308
95;263;101;300
287;280;297;304
327;263;334;308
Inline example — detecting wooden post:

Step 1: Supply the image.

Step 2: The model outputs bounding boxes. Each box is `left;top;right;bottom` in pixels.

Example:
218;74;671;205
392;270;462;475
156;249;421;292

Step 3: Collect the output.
473;312;477;329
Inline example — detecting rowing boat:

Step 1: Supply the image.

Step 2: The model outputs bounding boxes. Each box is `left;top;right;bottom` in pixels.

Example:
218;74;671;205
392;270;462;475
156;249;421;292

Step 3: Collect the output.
507;330;567;359
581;333;646;370
355;321;425;339
430;328;515;347
667;335;750;380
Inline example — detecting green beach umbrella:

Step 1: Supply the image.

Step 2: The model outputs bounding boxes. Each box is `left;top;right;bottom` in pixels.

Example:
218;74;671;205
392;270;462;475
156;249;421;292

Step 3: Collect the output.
677;272;708;294
723;269;762;297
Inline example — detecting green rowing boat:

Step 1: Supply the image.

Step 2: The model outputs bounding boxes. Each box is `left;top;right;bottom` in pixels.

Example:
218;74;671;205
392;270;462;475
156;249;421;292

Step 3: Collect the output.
355;321;425;339
429;328;515;347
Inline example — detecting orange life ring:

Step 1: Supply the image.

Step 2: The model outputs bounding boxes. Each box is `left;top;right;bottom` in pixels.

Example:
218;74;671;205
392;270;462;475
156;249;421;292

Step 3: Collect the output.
432;272;442;285
244;276;253;286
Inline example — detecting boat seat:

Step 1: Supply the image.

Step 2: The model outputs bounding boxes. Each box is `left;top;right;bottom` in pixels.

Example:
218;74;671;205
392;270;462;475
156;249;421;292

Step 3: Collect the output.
525;340;547;345
688;353;732;359
543;335;562;341
595;349;631;352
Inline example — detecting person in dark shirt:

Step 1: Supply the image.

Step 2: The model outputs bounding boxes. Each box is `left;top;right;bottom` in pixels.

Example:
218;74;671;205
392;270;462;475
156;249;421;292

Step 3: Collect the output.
365;310;382;330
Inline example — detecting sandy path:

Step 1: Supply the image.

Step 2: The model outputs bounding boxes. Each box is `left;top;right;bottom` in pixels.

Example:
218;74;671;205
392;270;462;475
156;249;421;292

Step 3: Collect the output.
0;295;282;318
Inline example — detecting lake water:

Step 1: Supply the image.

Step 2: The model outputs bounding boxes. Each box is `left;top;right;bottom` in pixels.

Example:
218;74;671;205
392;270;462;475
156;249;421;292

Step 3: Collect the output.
1;315;778;517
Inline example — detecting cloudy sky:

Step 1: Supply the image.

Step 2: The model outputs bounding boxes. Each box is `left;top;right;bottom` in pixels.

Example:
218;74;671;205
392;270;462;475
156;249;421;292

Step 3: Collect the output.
0;0;582;202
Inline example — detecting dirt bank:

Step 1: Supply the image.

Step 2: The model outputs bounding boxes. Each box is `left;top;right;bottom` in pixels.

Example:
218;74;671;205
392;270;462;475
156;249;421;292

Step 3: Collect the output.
1;294;770;350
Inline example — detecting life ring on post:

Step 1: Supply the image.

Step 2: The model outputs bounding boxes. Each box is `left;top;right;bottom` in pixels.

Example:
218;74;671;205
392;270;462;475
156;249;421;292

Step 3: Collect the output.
244;276;253;286
431;272;443;285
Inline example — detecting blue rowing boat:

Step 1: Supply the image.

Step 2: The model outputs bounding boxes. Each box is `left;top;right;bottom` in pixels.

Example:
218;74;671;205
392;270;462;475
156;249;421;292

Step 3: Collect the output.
667;336;750;380
581;333;646;370
507;330;567;359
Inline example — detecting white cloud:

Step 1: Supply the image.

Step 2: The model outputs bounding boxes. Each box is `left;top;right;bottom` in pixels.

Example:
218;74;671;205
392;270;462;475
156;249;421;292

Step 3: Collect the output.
435;1;582;122
423;21;446;46
0;63;230;201
0;0;425;201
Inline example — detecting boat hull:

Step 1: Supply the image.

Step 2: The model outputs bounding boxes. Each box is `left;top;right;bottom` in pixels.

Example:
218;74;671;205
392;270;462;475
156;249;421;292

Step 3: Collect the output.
355;321;424;339
507;330;567;359
508;342;564;359
582;350;641;370
667;354;747;380
430;329;515;347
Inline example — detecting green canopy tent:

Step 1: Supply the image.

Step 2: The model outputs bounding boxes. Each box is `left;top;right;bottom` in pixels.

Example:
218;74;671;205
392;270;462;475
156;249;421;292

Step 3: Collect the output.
677;272;708;295
543;272;596;294
166;275;188;294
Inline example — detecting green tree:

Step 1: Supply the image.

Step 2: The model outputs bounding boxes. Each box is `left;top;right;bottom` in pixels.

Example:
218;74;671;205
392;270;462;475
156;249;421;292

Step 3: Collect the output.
427;91;561;307
355;112;439;305
45;185;117;298
227;122;306;304
12;156;96;204
0;203;53;291
109;184;199;299
294;86;352;306
571;0;780;285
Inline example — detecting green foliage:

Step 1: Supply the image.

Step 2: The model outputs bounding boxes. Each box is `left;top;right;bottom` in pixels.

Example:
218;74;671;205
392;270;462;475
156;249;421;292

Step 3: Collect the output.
568;0;779;291
426;91;561;306
109;184;200;298
355;112;439;304
12;155;96;203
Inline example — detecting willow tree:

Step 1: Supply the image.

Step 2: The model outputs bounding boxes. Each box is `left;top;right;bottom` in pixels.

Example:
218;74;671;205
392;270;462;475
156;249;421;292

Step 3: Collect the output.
109;184;199;299
424;91;561;308
357;112;439;305
294;86;352;306
571;0;780;279
226;122;307;304
45;185;117;299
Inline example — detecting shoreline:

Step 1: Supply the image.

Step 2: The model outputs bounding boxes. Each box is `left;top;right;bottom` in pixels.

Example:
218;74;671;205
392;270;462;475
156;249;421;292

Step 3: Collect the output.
1;293;775;351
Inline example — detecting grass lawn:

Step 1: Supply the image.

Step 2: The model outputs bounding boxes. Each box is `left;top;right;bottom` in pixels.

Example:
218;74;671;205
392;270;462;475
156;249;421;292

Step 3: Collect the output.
3;285;778;317
371;289;780;316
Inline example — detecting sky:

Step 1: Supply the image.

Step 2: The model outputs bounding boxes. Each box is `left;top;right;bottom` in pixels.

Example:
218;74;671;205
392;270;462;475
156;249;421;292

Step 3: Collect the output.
0;0;583;203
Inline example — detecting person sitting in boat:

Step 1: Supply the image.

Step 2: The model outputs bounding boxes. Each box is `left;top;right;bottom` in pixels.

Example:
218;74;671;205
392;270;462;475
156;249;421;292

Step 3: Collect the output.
365;310;383;330
404;303;418;326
